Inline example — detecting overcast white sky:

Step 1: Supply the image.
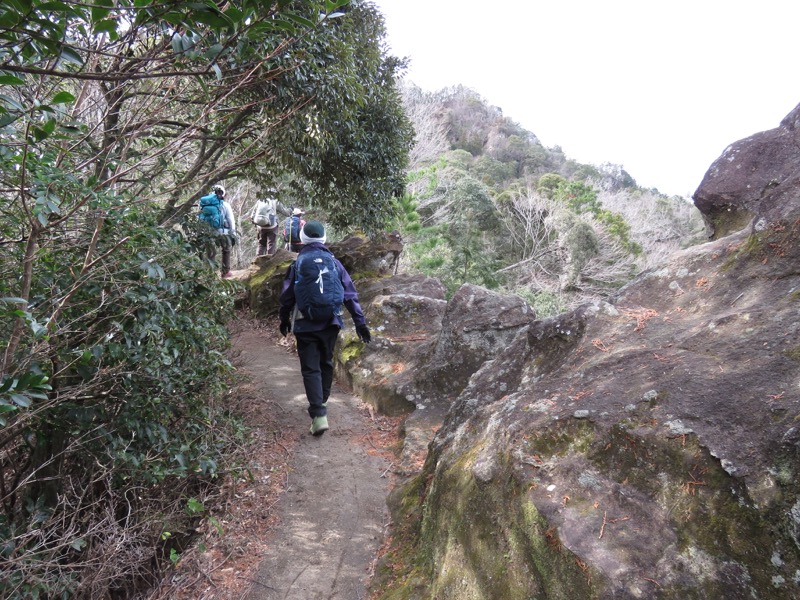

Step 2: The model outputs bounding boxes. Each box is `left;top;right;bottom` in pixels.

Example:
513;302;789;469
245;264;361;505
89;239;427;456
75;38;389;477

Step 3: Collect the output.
374;0;800;198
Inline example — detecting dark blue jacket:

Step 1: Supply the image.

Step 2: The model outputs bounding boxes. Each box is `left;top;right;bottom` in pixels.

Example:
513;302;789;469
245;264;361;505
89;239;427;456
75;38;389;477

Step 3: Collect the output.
279;243;367;333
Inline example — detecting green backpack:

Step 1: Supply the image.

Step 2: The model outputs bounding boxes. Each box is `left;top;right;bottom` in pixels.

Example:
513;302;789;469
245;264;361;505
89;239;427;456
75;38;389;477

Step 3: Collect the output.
199;193;224;229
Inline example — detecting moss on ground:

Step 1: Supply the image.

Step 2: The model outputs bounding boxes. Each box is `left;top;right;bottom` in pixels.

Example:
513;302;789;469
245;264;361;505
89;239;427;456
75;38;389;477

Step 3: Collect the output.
338;335;365;364
375;441;600;599
783;346;800;362
370;475;431;600
526;418;596;458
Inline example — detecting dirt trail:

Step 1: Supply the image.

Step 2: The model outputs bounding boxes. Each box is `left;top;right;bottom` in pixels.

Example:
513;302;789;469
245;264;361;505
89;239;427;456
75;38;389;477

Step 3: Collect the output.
233;328;393;600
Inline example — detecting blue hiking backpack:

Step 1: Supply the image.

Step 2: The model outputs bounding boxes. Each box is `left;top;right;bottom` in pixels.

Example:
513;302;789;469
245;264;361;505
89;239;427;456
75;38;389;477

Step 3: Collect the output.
199;193;224;229
283;215;302;244
293;248;345;322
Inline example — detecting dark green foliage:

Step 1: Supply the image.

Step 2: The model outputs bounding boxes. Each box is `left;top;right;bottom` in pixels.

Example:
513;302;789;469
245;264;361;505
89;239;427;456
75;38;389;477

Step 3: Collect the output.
253;1;414;233
472;155;517;187
405;173;506;296
537;173;567;198
392;193;422;231
0;0;410;236
0;194;236;596
561;220;599;289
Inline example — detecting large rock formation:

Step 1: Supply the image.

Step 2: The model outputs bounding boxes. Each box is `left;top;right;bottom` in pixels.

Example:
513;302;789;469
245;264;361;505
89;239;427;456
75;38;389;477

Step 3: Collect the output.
694;103;800;239
362;106;800;598
243;232;404;317
338;283;537;473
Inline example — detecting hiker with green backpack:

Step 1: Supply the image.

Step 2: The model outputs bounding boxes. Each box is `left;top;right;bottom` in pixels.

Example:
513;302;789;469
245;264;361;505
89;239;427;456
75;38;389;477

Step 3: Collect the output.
278;220;371;436
198;184;238;278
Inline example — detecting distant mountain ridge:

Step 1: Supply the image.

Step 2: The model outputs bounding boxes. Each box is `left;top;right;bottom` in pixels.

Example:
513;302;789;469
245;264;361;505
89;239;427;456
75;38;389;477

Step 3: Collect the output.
398;82;705;315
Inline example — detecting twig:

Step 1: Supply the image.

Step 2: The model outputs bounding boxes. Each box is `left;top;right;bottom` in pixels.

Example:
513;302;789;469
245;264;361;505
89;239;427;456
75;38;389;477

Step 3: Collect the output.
197;565;217;587
236;575;278;591
265;496;281;512
730;292;744;306
598;511;607;539
643;577;662;588
608;516;629;524
206;550;237;575
386;334;428;342
381;463;394;478
364;434;379;451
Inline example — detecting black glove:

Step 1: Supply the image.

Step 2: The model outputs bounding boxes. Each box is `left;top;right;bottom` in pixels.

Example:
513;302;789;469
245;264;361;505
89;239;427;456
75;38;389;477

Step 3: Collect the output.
279;321;291;337
356;324;371;344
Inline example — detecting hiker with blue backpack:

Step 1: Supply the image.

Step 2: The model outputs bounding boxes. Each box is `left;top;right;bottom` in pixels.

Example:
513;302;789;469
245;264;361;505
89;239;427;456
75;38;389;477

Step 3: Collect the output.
282;207;306;253
198;184;238;278
278;221;371;436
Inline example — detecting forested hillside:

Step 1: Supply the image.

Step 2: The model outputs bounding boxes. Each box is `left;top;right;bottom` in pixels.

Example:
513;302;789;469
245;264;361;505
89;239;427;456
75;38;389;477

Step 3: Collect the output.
397;83;705;315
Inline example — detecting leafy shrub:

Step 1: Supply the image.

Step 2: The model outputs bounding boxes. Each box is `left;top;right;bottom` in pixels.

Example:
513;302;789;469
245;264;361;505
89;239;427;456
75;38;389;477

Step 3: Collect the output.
0;206;238;597
514;289;566;318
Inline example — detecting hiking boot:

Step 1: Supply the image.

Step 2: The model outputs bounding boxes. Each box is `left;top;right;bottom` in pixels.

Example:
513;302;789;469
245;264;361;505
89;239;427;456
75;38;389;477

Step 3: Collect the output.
310;416;329;436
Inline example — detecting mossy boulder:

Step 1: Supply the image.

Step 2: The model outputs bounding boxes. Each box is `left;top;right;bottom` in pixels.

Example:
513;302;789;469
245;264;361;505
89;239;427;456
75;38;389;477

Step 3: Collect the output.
329;231;404;279
245;249;295;317
243;233;406;317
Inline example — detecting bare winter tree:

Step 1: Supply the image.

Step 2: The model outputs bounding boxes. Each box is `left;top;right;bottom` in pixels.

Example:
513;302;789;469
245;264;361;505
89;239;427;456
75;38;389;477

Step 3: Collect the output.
574;221;640;297
495;183;646;311
593;184;705;269
498;184;564;279
401;81;450;171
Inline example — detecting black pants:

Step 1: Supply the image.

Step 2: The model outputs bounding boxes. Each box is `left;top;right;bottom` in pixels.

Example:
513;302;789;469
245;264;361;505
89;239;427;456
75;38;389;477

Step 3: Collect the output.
294;326;339;418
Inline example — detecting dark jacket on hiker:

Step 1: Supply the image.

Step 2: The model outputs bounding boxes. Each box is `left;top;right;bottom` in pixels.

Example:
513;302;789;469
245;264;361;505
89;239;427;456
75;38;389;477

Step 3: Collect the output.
283;207;306;253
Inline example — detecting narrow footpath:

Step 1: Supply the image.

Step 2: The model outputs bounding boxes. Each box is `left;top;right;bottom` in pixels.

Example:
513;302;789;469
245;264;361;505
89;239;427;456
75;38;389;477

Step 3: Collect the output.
234;327;394;600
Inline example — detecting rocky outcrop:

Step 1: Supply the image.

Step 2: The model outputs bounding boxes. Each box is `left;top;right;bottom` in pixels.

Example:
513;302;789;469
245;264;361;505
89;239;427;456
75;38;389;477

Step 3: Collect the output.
243;249;296;317
329;279;534;473
328;231;404;279
335;273;447;421
416;283;536;402
397;224;800;598
694;102;800;239
242;232;404;317
363;107;800;598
